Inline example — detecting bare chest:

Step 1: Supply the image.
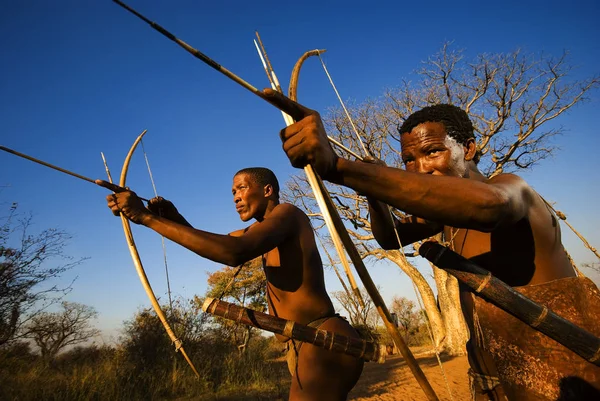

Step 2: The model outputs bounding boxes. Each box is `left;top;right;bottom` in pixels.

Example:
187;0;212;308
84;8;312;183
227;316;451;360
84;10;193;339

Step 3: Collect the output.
444;227;490;258
444;224;537;287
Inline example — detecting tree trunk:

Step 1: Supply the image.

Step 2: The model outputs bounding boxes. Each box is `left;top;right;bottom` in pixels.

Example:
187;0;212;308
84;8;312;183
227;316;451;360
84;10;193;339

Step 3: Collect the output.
239;326;252;354
387;250;446;348
433;265;469;355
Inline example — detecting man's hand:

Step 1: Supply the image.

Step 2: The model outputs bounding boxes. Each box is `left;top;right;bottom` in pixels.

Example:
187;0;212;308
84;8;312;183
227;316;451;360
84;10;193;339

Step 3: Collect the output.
147;196;178;220
262;88;339;180
107;191;151;225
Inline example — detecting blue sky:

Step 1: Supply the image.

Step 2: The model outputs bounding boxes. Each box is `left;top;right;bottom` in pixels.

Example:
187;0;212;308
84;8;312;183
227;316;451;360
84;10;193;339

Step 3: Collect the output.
1;0;598;342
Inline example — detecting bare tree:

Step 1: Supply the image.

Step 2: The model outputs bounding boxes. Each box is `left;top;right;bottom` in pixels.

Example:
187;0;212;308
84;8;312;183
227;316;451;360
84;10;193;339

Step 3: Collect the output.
582;263;599;275
283;44;598;355
332;287;379;329
381;43;600;176
204;258;266;352
390;296;422;340
1;203;84;345
26;301;100;366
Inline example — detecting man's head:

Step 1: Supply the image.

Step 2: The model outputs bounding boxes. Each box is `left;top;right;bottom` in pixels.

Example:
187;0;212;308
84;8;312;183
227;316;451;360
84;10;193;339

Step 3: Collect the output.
232;167;280;222
397;104;479;177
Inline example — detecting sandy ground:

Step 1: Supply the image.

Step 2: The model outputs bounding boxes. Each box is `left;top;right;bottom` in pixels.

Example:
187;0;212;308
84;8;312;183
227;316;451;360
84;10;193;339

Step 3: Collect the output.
203;348;470;400
348;350;470;401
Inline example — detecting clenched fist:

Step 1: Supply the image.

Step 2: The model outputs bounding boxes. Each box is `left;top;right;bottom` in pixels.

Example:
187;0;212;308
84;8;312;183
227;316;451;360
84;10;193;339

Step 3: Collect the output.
107;191;150;225
262;88;339;179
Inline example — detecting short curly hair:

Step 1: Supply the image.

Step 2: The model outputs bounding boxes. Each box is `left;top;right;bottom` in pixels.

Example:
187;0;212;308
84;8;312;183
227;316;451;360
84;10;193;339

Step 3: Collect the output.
234;167;280;199
398;104;480;163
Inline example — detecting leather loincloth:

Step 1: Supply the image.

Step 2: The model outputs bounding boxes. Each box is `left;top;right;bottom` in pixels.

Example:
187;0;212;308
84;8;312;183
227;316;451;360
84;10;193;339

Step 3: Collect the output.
472;276;600;400
285;314;340;377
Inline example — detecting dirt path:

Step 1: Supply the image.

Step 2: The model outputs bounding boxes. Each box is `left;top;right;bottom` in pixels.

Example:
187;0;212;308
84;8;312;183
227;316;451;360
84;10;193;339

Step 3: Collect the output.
349;351;470;401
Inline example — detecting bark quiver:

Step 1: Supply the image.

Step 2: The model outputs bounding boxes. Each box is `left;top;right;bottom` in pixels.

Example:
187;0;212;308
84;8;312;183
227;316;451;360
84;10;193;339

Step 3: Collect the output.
202;297;386;363
419;241;600;367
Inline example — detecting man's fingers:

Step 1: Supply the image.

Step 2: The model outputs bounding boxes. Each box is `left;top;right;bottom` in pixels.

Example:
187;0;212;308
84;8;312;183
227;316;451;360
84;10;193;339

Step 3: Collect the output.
281;128;305;151
261;88;315;121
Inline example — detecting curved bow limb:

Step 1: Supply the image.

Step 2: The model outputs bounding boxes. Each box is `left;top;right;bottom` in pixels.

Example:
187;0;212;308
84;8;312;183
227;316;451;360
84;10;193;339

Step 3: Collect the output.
287;49;367;308
119;129;200;378
288;49;326;103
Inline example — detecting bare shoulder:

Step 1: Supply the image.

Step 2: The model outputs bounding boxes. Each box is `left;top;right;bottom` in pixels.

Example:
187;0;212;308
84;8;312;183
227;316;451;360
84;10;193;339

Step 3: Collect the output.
272;202;307;217
487;173;536;200
487;172;529;186
487;173;541;211
270;203;312;225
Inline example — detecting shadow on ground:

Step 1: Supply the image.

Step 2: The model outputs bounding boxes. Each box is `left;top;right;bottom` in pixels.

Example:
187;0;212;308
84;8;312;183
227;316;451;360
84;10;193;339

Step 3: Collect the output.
349;351;460;399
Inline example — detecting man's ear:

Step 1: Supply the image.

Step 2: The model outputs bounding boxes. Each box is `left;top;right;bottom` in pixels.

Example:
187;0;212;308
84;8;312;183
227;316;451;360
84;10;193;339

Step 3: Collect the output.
464;138;477;162
263;184;274;198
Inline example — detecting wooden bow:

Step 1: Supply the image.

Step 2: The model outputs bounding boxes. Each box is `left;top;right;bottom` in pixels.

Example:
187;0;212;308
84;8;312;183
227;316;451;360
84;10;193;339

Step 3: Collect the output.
118;130;200;378
287;51;439;400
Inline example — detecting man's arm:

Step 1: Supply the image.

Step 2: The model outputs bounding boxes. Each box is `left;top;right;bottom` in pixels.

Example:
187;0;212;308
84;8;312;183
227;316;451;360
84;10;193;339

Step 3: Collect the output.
262;90;532;232
146;204;299;266
338;162;532;231
368;196;442;249
147;196;193;227
108;192;297;266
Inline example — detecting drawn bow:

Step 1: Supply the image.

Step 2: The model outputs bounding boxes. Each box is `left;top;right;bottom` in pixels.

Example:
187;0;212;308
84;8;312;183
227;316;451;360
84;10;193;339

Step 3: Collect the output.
117;130;200;378
111;2;437;398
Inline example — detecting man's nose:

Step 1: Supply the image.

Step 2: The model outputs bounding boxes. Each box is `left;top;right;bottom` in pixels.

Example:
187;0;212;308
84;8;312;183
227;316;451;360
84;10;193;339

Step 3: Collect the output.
416;158;434;174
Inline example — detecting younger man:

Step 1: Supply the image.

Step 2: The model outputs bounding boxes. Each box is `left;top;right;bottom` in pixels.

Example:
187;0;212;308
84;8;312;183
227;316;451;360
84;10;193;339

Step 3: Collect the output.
107;167;363;400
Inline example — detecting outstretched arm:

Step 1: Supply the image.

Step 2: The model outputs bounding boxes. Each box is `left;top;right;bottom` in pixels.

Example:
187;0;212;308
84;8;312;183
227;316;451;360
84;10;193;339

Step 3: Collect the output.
263;90;533;232
333;161;532;231
108;192;297;266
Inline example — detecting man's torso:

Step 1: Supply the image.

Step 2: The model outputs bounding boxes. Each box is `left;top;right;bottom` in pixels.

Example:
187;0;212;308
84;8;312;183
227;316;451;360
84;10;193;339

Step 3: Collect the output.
444;185;575;377
257;204;335;333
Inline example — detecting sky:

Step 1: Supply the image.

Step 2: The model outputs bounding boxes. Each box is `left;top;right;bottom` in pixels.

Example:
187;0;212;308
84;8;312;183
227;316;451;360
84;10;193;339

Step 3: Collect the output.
1;0;599;344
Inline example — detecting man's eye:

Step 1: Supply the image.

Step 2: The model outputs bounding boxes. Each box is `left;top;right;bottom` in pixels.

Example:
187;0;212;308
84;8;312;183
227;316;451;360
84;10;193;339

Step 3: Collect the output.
428;149;441;156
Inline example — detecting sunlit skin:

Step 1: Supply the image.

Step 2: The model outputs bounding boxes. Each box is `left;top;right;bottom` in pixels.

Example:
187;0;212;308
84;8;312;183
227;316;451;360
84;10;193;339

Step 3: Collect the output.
264;90;578;399
107;171;363;401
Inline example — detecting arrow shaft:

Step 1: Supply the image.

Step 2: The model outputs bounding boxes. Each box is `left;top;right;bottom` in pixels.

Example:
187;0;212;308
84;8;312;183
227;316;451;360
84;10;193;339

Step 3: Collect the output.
1;145;148;201
2;145;96;184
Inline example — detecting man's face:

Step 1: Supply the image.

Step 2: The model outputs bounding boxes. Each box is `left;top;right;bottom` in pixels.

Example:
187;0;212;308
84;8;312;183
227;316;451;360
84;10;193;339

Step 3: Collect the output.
232;173;266;222
400;121;468;177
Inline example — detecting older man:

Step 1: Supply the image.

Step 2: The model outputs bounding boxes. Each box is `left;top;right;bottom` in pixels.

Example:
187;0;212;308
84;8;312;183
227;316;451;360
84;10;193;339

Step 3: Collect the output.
266;89;599;400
